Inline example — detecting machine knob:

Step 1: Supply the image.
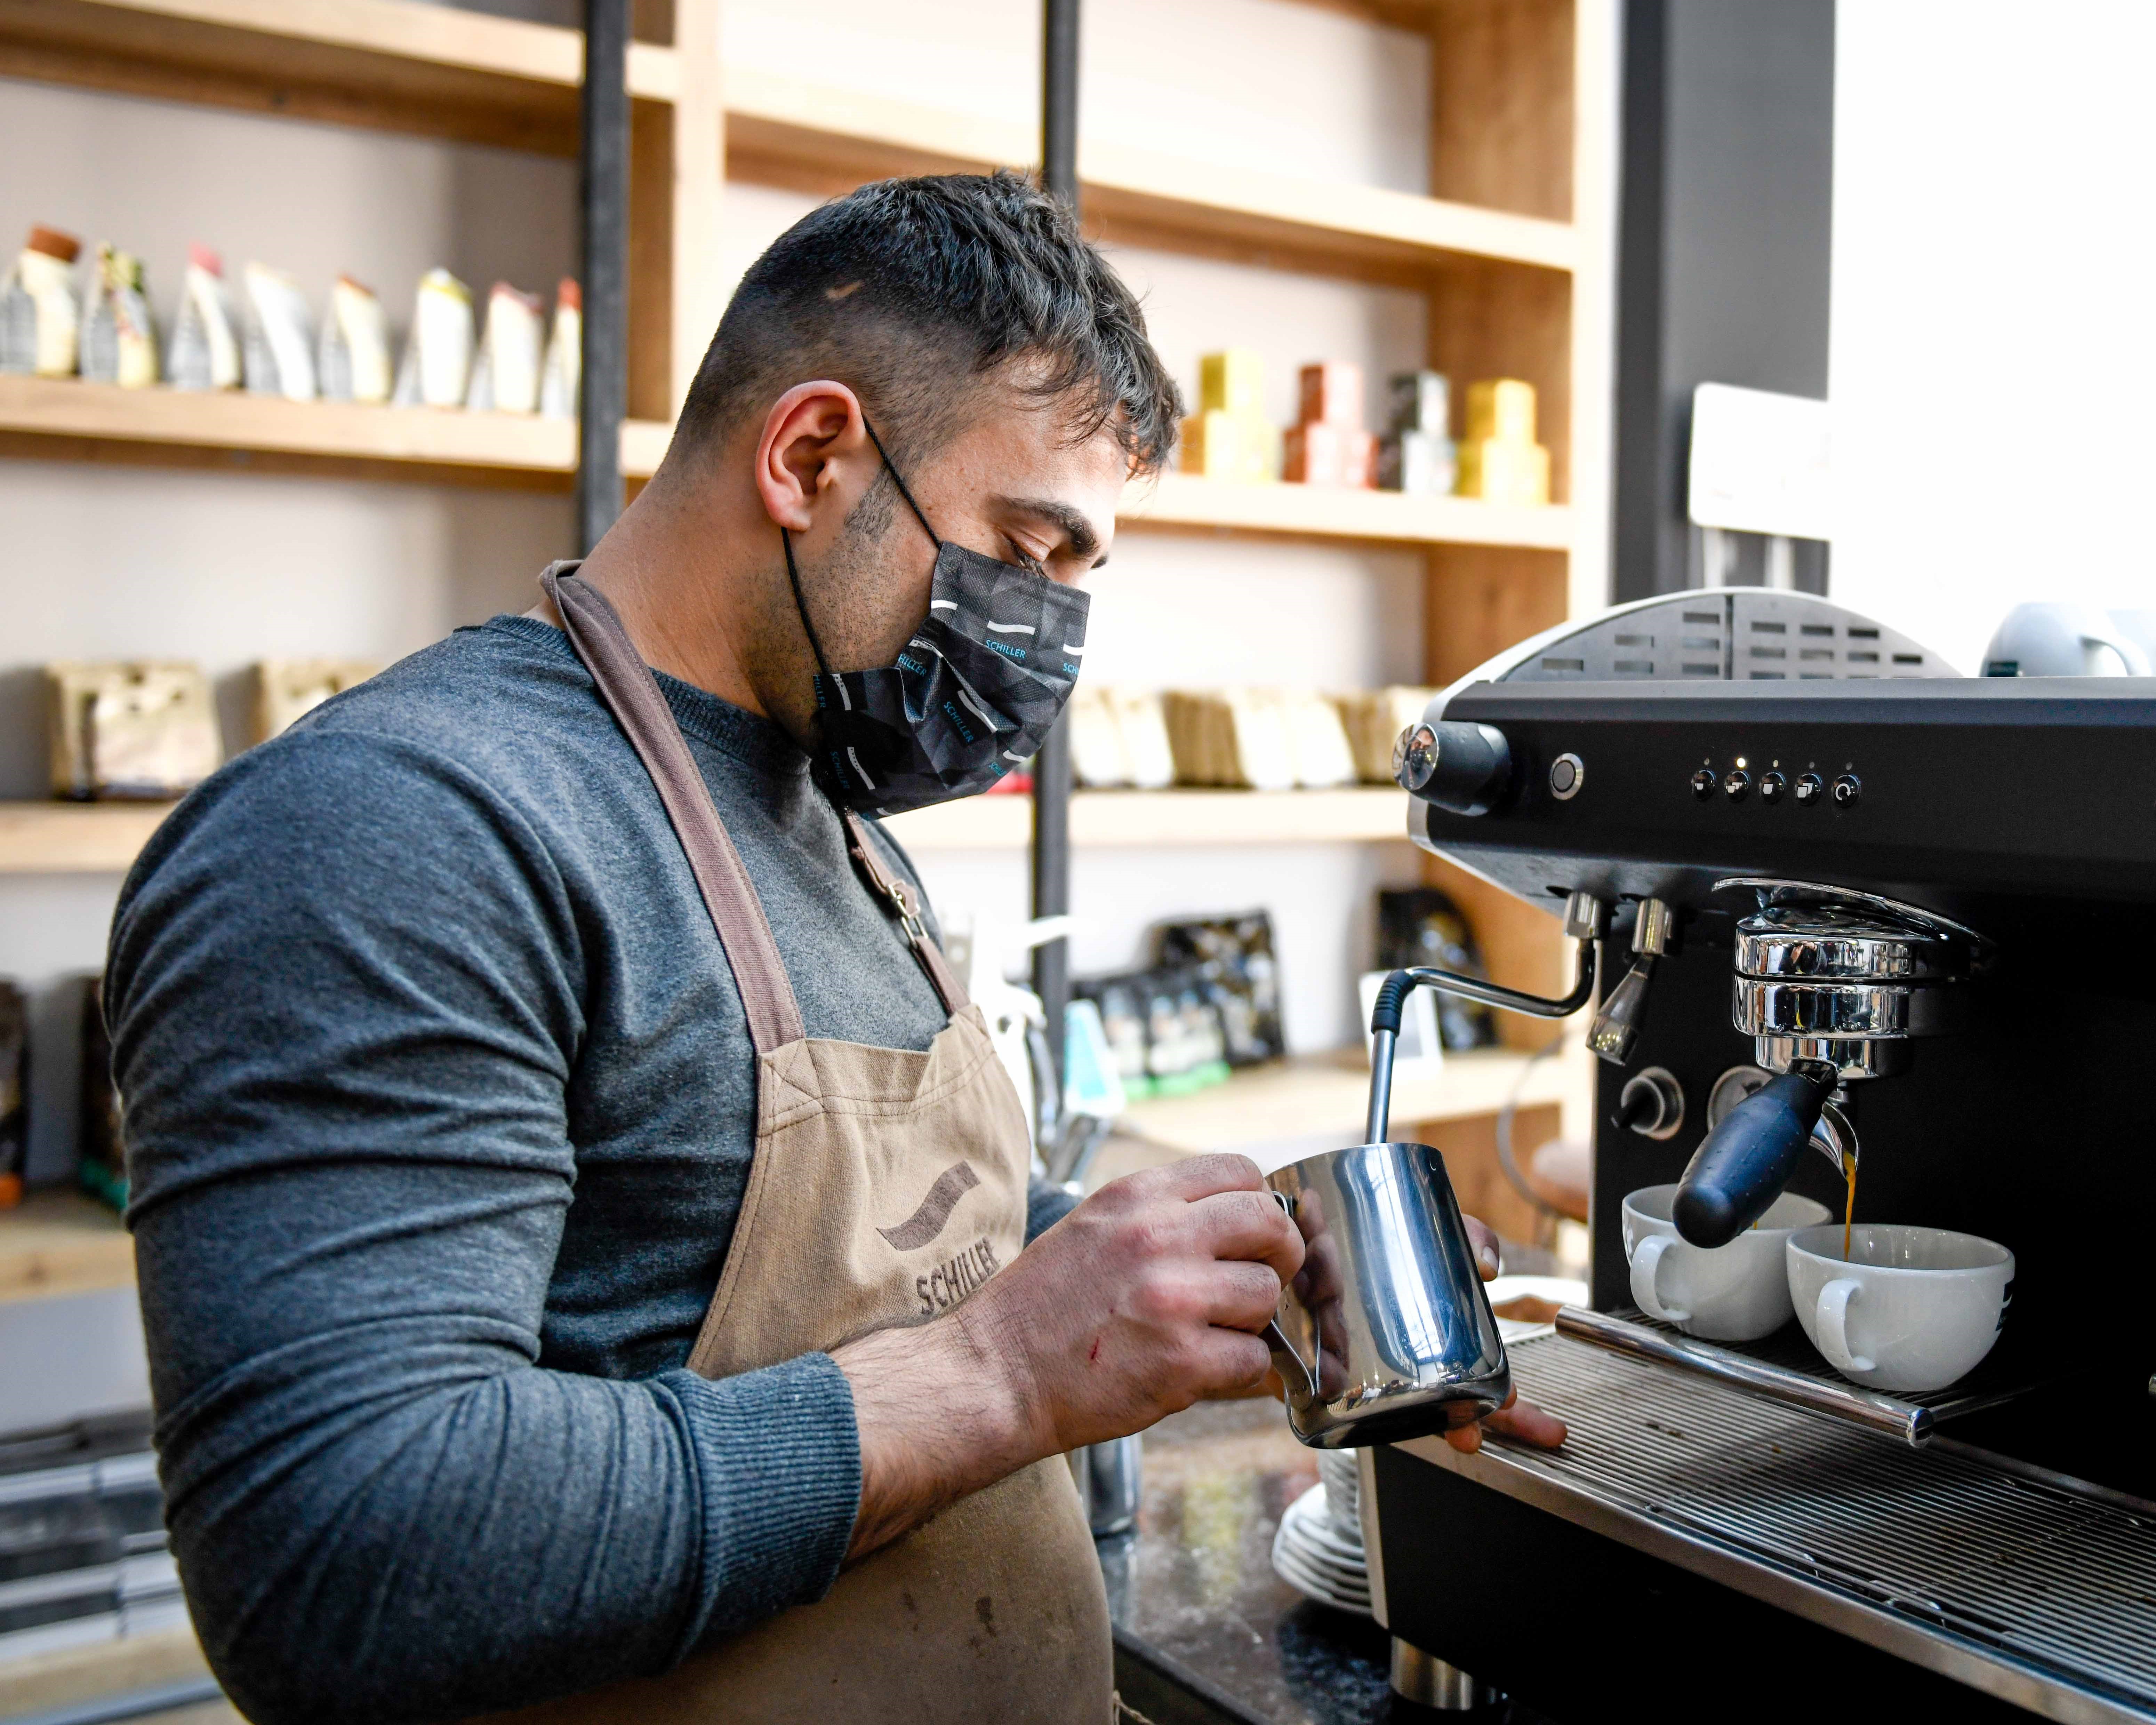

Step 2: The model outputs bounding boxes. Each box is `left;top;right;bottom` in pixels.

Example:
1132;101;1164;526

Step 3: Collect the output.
1672;1063;1838;1246
1393;721;1514;817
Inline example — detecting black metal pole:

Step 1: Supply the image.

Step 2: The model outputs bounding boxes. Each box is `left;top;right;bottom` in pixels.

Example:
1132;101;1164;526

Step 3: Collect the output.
1033;0;1080;1107
576;0;630;556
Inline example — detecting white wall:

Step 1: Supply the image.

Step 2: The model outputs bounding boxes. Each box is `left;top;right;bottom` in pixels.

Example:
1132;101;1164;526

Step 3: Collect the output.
1829;2;2156;671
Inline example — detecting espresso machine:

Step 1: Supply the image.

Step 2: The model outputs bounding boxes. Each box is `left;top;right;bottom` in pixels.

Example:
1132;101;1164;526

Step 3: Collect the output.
1360;588;2156;1722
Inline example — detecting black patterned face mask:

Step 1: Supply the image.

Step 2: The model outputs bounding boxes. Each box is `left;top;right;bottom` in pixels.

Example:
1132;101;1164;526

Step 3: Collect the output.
783;423;1091;817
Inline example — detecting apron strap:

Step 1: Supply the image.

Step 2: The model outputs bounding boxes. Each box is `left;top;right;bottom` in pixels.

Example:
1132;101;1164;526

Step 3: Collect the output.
544;562;807;1054
841;811;971;1016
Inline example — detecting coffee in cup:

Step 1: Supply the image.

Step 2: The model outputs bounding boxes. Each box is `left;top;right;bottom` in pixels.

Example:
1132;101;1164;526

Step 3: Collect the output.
1622;1184;1832;1341
1786;1224;2014;1393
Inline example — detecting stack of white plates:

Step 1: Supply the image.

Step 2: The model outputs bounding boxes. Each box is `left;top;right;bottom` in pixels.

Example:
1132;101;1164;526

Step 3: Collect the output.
1271;1450;1371;1616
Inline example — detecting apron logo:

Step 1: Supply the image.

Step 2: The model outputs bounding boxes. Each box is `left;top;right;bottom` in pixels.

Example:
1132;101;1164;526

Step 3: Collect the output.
877;1159;981;1251
917;1235;1002;1316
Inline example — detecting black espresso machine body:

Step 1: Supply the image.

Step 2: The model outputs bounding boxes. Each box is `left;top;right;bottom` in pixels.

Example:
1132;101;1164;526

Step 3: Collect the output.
1364;590;2156;1723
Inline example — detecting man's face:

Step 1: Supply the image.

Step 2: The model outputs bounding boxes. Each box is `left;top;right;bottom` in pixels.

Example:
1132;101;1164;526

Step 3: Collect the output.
795;385;1127;682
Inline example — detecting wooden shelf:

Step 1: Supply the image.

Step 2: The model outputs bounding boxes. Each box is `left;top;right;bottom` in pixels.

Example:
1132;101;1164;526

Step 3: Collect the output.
0;382;1570;551
0;2;1575;281
0;1188;134;1304
0;801;170;874
1117;1043;1582;1156
0;789;1410;875
1129;472;1571;550
883;786;1413;851
0;375;672;489
727;66;1576;277
0;0;676;152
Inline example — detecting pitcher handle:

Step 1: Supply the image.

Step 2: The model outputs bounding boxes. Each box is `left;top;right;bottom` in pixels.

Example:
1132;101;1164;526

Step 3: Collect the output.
1263;1317;1319;1401
1261;1189;1319;1400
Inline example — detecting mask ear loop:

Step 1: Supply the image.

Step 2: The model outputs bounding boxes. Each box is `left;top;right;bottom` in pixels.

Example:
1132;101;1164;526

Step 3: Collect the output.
779;527;835;683
780;409;938;682
858;416;942;551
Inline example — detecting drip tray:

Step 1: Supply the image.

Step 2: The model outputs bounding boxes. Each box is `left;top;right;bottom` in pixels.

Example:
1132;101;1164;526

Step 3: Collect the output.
1424;1329;2156;1723
1555;1305;2062;1446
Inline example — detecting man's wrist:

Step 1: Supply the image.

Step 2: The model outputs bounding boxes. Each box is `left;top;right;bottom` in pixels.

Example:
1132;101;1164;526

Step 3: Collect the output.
833;1300;1045;1564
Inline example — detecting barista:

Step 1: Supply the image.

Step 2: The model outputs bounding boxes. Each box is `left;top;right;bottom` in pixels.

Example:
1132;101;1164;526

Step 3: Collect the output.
105;173;1562;1725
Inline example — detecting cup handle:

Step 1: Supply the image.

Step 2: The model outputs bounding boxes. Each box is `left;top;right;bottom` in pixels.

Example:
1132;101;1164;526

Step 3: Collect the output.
1815;1277;1876;1375
1629;1235;1690;1324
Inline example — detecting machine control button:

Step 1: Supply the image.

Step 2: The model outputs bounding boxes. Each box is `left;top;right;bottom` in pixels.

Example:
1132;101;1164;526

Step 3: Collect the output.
1794;771;1824;806
1832;773;1862;807
1549;752;1585;800
1691;768;1717;801
1723;769;1752;802
1758;770;1786;804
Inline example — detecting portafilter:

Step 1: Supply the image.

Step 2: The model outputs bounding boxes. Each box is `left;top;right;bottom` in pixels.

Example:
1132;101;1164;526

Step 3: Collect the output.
1672;879;1990;1247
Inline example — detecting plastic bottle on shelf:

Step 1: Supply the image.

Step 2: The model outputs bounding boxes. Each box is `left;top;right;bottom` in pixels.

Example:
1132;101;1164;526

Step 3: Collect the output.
79;243;159;389
241;262;318;401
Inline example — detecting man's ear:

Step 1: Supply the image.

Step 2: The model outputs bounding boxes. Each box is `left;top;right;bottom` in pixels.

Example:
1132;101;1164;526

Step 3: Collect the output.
755;381;871;533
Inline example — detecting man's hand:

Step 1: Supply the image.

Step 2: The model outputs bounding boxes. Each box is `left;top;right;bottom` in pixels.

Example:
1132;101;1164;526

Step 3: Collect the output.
833;1155;1303;1563
1440;1211;1568;1455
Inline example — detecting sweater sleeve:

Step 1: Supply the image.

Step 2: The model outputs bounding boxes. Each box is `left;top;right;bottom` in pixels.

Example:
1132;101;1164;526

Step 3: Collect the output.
107;732;860;1725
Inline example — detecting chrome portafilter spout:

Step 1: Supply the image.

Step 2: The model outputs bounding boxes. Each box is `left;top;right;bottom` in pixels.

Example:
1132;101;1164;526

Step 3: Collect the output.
1672;879;1989;1248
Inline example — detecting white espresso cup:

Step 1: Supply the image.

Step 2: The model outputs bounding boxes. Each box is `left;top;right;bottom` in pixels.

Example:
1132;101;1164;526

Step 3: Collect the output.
1622;1184;1833;1341
1786;1224;2014;1393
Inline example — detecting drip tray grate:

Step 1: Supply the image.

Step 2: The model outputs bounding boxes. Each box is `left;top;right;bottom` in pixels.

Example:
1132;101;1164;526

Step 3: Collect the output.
1469;1331;2156;1719
1555;1305;2061;1445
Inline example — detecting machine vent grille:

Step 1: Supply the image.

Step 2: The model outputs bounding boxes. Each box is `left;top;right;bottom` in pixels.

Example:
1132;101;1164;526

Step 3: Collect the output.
1499;592;1958;683
1492;1333;2156;1710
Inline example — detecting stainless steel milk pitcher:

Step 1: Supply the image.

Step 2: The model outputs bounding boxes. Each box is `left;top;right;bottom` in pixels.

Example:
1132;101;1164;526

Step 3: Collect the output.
1262;916;1607;1448
1264;1139;1510;1447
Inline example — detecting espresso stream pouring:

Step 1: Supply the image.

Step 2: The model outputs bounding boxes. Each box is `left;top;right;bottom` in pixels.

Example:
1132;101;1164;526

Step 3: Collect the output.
1262;895;1606;1448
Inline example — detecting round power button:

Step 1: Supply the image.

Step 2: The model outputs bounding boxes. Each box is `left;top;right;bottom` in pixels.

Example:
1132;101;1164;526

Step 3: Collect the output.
1832;773;1862;807
1549;752;1585;800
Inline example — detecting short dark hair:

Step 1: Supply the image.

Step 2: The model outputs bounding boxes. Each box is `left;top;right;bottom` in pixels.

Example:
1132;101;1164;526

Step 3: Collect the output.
674;170;1182;476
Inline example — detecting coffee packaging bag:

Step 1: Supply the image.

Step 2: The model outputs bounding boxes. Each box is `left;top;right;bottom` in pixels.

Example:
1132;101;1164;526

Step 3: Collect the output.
0;226;83;377
168;246;242;392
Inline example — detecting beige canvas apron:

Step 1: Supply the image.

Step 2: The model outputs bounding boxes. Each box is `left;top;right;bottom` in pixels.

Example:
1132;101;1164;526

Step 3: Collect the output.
503;566;1113;1724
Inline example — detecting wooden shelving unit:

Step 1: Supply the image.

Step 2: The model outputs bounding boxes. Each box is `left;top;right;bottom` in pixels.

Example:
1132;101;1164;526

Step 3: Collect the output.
0;0;1590;551
0;0;1613;1134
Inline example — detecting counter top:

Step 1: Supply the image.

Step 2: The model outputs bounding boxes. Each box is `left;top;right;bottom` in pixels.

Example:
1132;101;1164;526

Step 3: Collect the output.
1108;1397;1553;1724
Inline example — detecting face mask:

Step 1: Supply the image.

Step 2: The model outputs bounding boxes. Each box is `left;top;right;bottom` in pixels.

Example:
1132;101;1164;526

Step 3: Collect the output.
783;422;1091;817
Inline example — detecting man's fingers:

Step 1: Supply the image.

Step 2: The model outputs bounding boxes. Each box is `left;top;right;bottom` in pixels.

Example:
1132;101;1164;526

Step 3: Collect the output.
1485;1397;1568;1450
1191;1327;1273;1395
1145;1152;1266;1202
1463;1213;1501;1280
1191;1188;1305;1283
1202;1260;1288;1333
1443;1421;1483;1454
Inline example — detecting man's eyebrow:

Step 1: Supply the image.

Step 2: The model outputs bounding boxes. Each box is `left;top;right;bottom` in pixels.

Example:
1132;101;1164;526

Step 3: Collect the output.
995;494;1108;565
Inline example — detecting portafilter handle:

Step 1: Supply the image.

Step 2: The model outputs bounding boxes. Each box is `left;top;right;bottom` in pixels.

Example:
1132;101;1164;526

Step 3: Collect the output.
1672;1061;1838;1246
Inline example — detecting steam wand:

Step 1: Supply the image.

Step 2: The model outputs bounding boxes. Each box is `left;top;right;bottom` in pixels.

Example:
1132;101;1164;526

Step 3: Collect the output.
1365;891;1608;1143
